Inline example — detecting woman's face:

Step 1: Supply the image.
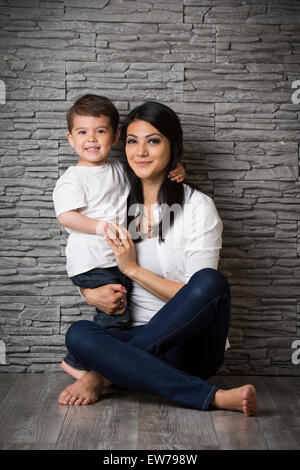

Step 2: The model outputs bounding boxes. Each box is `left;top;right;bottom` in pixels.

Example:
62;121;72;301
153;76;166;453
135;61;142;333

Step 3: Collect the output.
125;120;171;184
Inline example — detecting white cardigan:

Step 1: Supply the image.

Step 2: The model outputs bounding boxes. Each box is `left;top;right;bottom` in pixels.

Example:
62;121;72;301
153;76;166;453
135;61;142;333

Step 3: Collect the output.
151;184;223;283
149;185;230;350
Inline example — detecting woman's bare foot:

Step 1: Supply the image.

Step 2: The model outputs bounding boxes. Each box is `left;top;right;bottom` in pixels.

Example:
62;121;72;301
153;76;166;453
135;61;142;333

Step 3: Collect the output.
211;384;257;417
61;360;87;380
58;370;111;406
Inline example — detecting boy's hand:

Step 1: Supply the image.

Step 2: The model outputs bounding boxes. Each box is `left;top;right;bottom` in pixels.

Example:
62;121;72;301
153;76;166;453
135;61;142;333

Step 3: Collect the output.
168;161;185;183
104;220;127;242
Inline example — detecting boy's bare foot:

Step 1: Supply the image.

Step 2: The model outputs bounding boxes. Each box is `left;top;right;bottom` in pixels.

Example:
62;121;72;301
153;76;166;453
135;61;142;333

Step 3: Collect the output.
211;384;257;417
61;360;87;380
58;370;111;406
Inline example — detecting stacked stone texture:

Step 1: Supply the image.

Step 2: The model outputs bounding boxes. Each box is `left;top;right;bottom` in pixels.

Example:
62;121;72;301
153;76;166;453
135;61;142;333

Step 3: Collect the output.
0;0;299;375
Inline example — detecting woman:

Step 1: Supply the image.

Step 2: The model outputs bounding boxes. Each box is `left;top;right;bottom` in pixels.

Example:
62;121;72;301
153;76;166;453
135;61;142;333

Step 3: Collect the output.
58;102;257;416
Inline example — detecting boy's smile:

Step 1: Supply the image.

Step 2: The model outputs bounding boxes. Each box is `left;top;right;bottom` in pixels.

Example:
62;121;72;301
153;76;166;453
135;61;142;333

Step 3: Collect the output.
67;114;119;167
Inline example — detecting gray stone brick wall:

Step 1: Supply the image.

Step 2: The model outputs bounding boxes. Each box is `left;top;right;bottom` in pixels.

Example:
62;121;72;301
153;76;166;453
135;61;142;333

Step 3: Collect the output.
0;0;299;375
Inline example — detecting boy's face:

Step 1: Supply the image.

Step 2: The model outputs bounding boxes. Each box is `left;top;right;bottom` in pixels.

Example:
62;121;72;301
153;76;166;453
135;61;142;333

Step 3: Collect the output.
67;114;119;166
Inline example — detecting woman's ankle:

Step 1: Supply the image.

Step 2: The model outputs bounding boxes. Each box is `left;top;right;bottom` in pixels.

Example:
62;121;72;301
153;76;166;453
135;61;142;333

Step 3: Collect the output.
210;389;224;409
84;370;112;388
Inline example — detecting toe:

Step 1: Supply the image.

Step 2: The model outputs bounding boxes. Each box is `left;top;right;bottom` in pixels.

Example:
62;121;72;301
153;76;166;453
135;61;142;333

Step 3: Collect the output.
58;389;70;404
242;385;250;400
74;396;85;405
242;385;256;415
58;394;65;404
68;394;80;405
62;392;73;404
243;398;254;417
82;396;97;405
81;397;91;405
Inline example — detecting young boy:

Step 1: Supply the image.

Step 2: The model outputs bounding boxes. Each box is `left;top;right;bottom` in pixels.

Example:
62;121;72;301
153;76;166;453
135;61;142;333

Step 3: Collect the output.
53;94;184;332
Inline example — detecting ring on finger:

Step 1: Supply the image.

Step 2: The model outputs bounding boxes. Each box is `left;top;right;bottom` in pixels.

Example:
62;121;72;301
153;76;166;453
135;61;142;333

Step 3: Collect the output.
116;241;123;246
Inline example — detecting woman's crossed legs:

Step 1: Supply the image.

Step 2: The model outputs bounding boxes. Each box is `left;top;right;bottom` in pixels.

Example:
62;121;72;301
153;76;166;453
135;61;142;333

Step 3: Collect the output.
59;268;256;415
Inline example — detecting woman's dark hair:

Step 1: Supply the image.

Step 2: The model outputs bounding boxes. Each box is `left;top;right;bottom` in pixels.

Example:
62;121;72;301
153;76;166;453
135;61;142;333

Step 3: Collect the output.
120;101;192;242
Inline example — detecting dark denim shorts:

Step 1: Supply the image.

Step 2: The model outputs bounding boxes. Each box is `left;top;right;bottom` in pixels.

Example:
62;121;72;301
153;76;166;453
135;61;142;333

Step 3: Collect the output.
70;266;131;330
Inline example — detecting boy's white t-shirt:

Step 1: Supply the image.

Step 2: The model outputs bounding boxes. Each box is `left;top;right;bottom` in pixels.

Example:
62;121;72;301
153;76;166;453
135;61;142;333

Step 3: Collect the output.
52;160;129;277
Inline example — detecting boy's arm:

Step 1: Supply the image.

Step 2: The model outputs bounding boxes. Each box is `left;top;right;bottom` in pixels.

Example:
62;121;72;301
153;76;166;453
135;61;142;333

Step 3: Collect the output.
168;161;185;183
58;210;107;235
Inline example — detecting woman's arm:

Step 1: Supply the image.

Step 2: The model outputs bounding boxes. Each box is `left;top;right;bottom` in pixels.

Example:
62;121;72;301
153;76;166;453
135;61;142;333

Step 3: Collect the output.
183;194;223;280
128;265;184;302
105;225;185;302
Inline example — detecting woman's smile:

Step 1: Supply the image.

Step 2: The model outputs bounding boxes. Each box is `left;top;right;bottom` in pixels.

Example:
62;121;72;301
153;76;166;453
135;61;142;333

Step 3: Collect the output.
134;161;152;166
126;120;171;183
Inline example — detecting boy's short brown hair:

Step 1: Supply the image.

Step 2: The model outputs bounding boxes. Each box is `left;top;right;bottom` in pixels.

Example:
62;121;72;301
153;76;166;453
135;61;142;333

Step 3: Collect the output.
66;94;119;134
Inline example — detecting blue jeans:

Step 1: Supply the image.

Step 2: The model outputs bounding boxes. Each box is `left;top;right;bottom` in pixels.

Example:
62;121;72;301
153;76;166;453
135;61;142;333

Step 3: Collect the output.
70;266;131;329
65;268;231;411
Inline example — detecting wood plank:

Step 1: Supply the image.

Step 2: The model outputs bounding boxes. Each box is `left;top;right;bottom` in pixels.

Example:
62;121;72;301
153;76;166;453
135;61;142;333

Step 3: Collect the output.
263;376;300;448
0;373;18;401
57;387;220;450
0;374;299;450
0;373;70;449
0;443;57;450
209;376;268;450
99;389;139;450
247;376;300;450
283;377;300;443
137;393;220;450
55;386;139;450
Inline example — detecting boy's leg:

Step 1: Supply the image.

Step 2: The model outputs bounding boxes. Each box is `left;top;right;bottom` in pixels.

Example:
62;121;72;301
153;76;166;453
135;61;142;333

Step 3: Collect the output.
63;267;131;371
70;267;131;329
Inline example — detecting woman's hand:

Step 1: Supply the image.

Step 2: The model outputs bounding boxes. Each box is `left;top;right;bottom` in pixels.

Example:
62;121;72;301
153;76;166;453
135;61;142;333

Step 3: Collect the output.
104;222;138;278
104;223;185;303
80;284;127;316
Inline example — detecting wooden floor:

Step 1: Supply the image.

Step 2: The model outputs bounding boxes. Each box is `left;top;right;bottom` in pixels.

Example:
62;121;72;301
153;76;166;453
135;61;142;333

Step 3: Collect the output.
0;373;299;450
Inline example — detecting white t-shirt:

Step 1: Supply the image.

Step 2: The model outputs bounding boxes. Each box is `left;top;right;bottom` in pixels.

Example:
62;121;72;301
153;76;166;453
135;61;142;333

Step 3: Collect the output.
130;237;166;326
52;160;129;277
